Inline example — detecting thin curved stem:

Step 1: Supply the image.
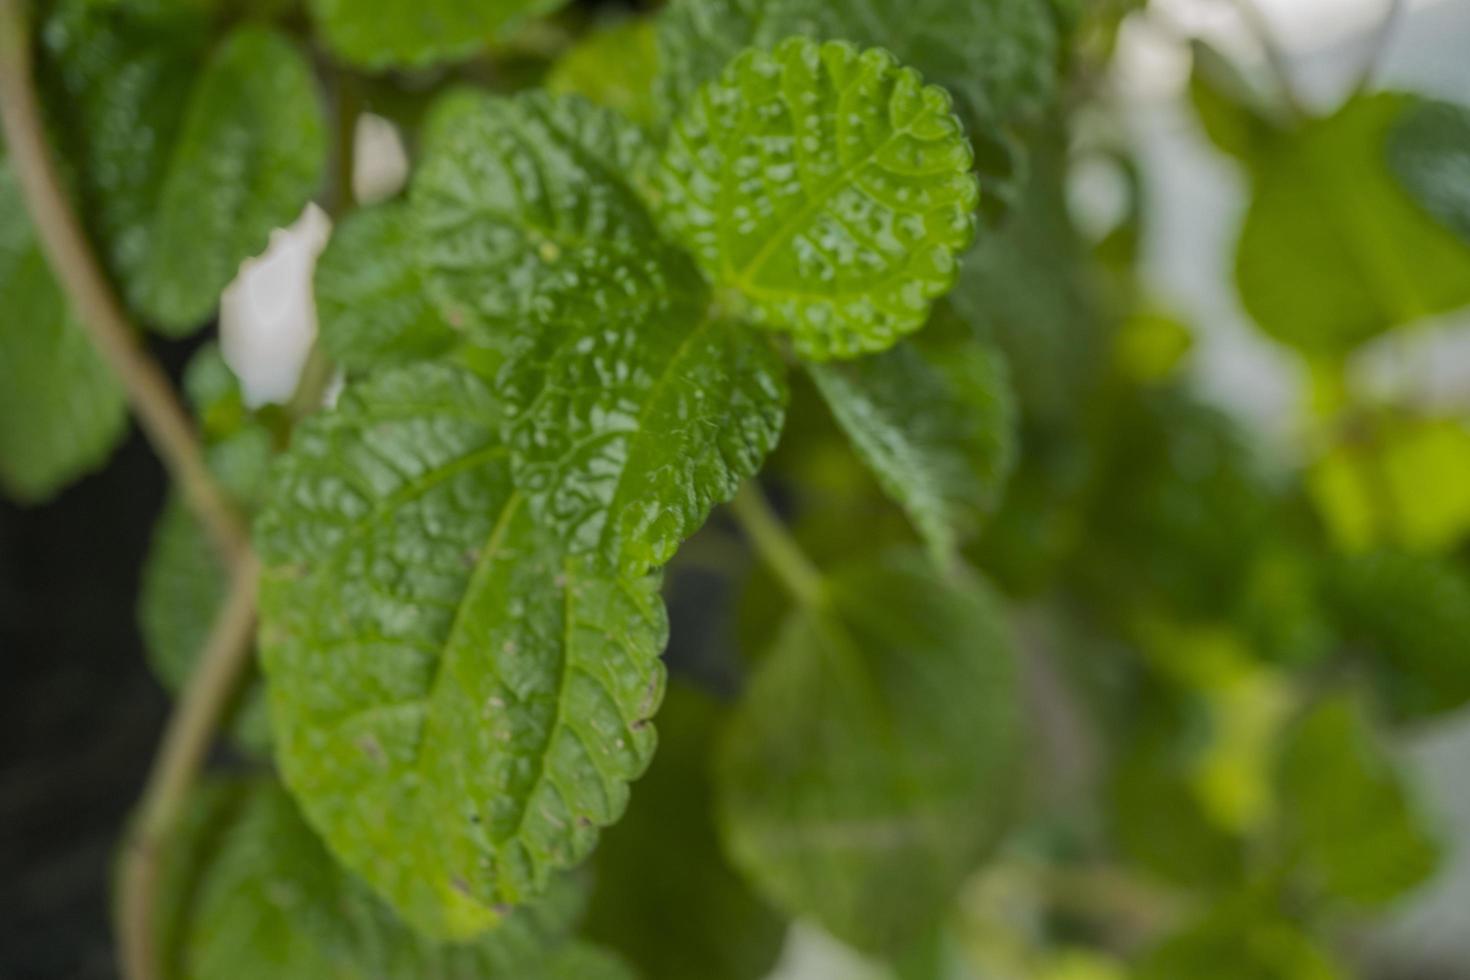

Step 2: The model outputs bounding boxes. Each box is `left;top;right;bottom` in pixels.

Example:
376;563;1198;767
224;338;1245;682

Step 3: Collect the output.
0;0;249;565
115;556;260;980
730;482;826;607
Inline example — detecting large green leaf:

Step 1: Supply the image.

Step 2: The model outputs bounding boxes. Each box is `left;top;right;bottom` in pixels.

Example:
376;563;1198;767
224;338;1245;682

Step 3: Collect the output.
315;201;456;374
808;332;1015;566
654;0;1057;205
1235;93;1470;356
412;92;659;342
501;244;788;576
156;779;634;980
256;362;668;938
1389;98;1470;245
43;6;326;333
1138;904;1341;980
655;37;979;361
585;682;787;980
1276;695;1439;907
307;0;568;71
0;158;128;502
718;550;1019;952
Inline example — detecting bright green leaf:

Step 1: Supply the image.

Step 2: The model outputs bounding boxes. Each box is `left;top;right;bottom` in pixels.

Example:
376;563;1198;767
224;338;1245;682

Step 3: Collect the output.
412;92;659;342
501;244;788;576
1388;98;1470;244
256;362;668;939
315;201;456;373
546;18;660;127
0;158;128;502
654;0;1057;204
1235;93;1470;356
157;778;635;980
307;0;569;70
718;550;1019;952
656;37;979;360
585;682;787;980
808;333;1015;566
1277;695;1440;906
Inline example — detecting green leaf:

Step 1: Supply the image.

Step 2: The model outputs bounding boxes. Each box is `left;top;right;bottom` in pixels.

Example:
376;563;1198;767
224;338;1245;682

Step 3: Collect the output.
1388;98;1470;245
1138;904;1341;980
1324;550;1470;721
1188;40;1280;164
546;18;660;128
1234;93;1470;356
654;0;1057;204
42;7;326;333
0;159;128;502
256;362;668;939
307;0;569;70
157;778;635;980
1276;695;1440;906
412;91;659;341
655;37;979;361
809;332;1015;566
501;244;789;576
585;682;787;980
315;201;457;373
718;550;1019;952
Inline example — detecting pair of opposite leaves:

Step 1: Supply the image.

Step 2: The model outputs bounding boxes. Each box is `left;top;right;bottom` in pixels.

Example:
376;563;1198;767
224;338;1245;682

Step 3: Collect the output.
259;32;1017;955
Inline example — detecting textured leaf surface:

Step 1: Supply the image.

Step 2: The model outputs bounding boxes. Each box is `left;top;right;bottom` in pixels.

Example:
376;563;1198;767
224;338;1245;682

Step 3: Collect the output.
43;8;326;333
1276;696;1439;906
307;0;568;70
809;334;1014;565
1235;93;1470;355
256;363;668;938
315;202;456;373
157;779;634;980
1389;98;1470;245
656;37;978;360
412;92;659;341
585;682;787;980
0;159;128;502
654;0;1057;203
718;550;1019;952
502;245;788;575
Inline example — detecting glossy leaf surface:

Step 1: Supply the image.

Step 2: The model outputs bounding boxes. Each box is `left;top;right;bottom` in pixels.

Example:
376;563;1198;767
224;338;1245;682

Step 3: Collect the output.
656;38;978;360
256;363;667;938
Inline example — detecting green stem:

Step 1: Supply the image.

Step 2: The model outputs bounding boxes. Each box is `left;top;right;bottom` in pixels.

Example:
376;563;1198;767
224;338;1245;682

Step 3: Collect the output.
729;482;826;607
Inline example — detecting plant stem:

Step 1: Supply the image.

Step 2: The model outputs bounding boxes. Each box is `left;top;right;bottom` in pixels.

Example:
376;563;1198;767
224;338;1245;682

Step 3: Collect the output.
116;555;260;980
729;482;826;607
0;0;249;566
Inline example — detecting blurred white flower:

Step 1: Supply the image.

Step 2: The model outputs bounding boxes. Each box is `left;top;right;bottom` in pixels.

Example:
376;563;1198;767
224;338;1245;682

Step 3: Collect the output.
353;112;409;206
219;203;332;408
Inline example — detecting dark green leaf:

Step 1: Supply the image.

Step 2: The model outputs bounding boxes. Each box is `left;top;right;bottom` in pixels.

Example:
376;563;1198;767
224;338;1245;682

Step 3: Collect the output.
656;37;979;360
307;0;570;70
0;158;128;502
585;682;787;980
1139;904;1341;980
256;362;668;938
1388;98;1470;245
718;550;1020;952
1188;40;1280;163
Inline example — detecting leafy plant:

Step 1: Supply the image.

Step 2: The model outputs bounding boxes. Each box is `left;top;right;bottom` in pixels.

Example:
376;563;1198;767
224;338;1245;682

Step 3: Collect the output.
3;0;1470;978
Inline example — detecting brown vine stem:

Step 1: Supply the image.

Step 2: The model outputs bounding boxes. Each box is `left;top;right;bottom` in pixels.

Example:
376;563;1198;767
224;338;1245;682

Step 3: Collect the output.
0;0;249;566
0;4;263;979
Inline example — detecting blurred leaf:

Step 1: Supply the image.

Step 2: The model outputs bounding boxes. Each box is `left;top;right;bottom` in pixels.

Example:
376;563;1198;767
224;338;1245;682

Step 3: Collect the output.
1111;309;1193;385
1388;97;1470;245
306;0;570;70
809;333;1016;566
1308;415;1470;554
43;5;326;333
718;550;1020;953
0;157;128;502
1324;550;1470;721
1235;93;1470;356
314;201;456;374
1276;695;1440;906
546;18;659;127
156;779;634;980
1188;40;1280;164
655;38;978;361
585;682;786;980
654;0;1058;207
1138;904;1341;980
